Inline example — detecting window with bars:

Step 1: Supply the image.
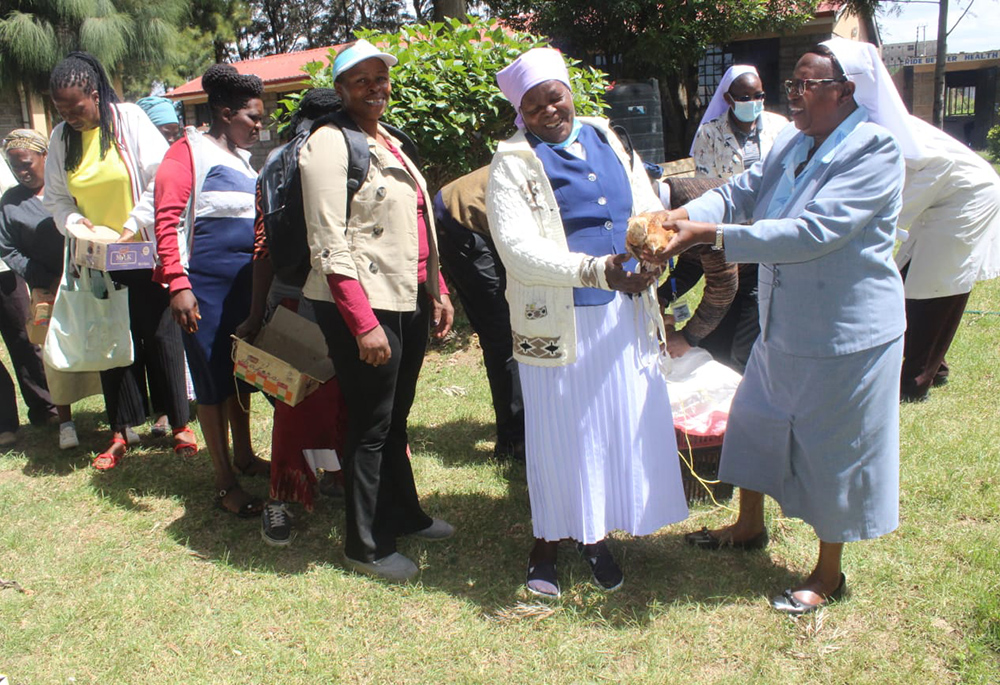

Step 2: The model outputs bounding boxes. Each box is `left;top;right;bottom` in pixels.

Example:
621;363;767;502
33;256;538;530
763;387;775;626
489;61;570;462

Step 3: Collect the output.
945;85;976;116
697;46;733;105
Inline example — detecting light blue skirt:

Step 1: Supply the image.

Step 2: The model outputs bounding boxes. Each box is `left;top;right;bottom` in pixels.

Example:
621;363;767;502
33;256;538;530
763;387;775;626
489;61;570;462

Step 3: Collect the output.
720;335;903;542
520;293;688;543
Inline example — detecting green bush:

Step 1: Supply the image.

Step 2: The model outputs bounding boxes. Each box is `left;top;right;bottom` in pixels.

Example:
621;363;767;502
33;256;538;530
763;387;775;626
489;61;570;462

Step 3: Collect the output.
987;123;1000;163
272;17;610;191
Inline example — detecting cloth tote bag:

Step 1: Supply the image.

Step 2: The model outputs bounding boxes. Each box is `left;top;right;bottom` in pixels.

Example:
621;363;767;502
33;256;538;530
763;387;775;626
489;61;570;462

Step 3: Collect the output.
43;244;133;372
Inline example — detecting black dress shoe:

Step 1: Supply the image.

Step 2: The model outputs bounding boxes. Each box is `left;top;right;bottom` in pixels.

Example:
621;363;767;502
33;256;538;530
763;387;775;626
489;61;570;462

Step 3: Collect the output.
577;541;624;592
770;573;847;615
684;526;769;550
526;561;560;598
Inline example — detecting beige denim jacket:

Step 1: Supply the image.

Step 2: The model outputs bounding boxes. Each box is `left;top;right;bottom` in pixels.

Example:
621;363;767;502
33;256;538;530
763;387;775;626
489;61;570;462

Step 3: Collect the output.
300;122;441;311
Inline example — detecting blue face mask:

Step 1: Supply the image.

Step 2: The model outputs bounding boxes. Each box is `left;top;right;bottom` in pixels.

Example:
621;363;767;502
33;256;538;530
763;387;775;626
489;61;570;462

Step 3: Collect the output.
546;117;583;149
732;100;764;124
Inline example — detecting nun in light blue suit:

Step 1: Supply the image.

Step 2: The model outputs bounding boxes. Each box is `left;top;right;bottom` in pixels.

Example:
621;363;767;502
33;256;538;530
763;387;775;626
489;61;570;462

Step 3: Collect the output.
657;37;913;615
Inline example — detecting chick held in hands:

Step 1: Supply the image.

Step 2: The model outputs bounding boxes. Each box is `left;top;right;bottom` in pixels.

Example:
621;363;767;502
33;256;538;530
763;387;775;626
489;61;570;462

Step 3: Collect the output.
626;212;676;267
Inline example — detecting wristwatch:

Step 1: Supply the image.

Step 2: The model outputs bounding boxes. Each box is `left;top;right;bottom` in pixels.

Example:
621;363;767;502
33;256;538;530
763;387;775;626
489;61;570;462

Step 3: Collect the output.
712;224;724;251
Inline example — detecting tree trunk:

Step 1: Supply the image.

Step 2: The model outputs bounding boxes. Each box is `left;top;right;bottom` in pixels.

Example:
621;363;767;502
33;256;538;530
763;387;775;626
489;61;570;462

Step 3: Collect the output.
433;0;466;21
932;0;948;128
659;74;688;162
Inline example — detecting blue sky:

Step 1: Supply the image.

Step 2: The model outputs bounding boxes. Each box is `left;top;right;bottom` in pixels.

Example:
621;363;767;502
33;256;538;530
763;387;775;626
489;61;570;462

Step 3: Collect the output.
878;0;1000;53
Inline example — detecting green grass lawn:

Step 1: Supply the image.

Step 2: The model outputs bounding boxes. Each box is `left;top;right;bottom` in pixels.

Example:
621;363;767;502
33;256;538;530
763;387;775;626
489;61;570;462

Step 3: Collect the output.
1;281;998;684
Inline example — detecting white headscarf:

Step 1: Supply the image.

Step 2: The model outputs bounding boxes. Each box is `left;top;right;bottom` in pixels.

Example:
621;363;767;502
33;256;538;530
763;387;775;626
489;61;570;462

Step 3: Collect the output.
496;47;572;129
821;37;923;159
690;65;759;155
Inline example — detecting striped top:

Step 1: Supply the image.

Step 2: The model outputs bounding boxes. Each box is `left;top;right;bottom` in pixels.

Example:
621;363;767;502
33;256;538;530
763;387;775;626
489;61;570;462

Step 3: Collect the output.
153;129;257;293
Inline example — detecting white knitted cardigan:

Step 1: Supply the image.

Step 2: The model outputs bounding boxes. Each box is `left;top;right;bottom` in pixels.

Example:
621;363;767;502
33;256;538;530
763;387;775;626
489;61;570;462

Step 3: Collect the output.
485;116;665;367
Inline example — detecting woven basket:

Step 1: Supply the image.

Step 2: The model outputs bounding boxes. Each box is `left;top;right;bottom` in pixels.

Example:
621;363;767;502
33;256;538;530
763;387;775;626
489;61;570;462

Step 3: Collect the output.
676;428;734;503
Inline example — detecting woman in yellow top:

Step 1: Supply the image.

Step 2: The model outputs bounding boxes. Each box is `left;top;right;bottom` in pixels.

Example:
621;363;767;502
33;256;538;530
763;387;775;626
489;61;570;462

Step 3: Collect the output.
44;52;196;468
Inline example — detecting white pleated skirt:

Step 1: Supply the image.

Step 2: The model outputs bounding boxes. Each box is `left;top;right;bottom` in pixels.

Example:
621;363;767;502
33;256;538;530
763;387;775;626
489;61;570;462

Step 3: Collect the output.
520;293;688;543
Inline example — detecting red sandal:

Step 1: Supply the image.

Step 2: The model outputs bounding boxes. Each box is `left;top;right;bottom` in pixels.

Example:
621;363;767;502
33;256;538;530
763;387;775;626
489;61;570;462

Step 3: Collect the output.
172;427;199;458
93;437;126;470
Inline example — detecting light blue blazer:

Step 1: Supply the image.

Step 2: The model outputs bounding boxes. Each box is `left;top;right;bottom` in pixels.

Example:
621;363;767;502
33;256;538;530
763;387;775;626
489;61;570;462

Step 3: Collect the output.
685;107;906;358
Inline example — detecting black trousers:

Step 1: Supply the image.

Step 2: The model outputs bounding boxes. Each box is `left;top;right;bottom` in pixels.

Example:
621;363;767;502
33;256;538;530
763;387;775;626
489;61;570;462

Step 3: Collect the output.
100;271;189;432
899;263;970;400
433;195;524;451
0;271;55;432
900;292;969;399
311;291;433;562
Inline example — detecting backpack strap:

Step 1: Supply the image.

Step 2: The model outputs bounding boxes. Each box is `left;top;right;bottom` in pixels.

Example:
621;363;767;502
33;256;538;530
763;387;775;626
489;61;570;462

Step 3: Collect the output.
311;112;371;218
307;114;421;215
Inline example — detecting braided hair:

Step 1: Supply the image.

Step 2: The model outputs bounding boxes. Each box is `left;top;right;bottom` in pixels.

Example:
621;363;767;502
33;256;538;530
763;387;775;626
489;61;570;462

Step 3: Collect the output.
49;52;120;173
288;88;342;134
202;64;264;117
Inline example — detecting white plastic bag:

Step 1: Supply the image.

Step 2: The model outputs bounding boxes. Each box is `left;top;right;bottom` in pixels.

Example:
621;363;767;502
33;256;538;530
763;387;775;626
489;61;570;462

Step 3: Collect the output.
666;347;742;437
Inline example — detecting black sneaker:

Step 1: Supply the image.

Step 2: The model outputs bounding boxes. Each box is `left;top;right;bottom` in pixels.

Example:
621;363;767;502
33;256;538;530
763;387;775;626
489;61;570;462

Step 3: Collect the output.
261;502;294;547
578;541;624;592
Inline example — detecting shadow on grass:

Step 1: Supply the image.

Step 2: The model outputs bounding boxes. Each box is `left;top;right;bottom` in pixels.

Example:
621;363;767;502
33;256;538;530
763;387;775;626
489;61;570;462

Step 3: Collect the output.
410;485;801;626
81;433;800;625
409;417;497;467
18;408;111;476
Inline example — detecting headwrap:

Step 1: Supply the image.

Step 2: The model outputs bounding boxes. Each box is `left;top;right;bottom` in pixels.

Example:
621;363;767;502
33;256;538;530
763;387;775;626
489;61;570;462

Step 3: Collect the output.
331;39;397;82
690;65;758;155
136;96;179;127
2;129;48;157
496;48;572;129
821;37;923;159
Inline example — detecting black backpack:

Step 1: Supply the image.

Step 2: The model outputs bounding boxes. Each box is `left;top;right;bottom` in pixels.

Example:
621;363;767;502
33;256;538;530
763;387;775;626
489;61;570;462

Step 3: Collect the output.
259;109;420;287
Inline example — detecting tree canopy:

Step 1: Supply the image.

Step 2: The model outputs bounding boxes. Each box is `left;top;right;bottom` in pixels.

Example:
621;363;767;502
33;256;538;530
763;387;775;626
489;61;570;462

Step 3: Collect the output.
276;17;610;190
0;0;186;94
487;0;832;158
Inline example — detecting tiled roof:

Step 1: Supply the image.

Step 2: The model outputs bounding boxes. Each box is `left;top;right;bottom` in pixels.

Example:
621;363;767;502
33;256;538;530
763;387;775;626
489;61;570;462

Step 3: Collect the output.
168;44;347;99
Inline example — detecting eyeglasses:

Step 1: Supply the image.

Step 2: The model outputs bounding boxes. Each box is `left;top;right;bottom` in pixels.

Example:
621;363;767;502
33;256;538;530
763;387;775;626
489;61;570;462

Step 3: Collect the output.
783;77;847;96
731;92;766;102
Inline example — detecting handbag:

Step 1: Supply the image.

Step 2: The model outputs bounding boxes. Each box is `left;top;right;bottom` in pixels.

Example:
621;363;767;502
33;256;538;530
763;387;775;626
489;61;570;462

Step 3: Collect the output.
43;240;133;371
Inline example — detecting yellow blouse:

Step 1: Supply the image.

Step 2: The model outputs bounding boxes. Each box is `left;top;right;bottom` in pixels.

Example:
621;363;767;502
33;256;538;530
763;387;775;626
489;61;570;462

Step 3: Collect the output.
67;128;133;234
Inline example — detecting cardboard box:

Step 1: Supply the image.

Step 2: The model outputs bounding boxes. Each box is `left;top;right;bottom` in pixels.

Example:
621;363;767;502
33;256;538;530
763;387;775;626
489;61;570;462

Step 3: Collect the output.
67;223;155;271
232;306;335;406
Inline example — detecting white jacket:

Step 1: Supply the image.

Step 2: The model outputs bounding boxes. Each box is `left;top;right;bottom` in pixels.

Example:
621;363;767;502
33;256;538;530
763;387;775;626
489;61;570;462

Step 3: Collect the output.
44;102;167;241
896;117;1000;299
486;117;662;366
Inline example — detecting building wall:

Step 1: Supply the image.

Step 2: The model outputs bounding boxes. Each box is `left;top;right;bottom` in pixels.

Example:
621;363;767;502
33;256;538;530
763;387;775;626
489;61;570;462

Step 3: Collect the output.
907;57;1000;119
884;40;938;69
0;86;25;135
893;54;1000;148
831;12;864;42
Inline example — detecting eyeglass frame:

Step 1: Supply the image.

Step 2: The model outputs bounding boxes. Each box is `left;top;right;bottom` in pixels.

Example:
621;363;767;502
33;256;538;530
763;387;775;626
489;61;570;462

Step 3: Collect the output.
783;77;848;96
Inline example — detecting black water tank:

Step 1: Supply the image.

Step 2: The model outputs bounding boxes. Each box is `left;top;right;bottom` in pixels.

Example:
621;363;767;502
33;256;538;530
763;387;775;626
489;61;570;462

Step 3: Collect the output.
607;79;664;163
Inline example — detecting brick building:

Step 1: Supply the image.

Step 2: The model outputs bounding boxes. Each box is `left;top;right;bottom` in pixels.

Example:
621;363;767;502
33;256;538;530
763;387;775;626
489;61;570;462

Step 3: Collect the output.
889;49;1000;148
